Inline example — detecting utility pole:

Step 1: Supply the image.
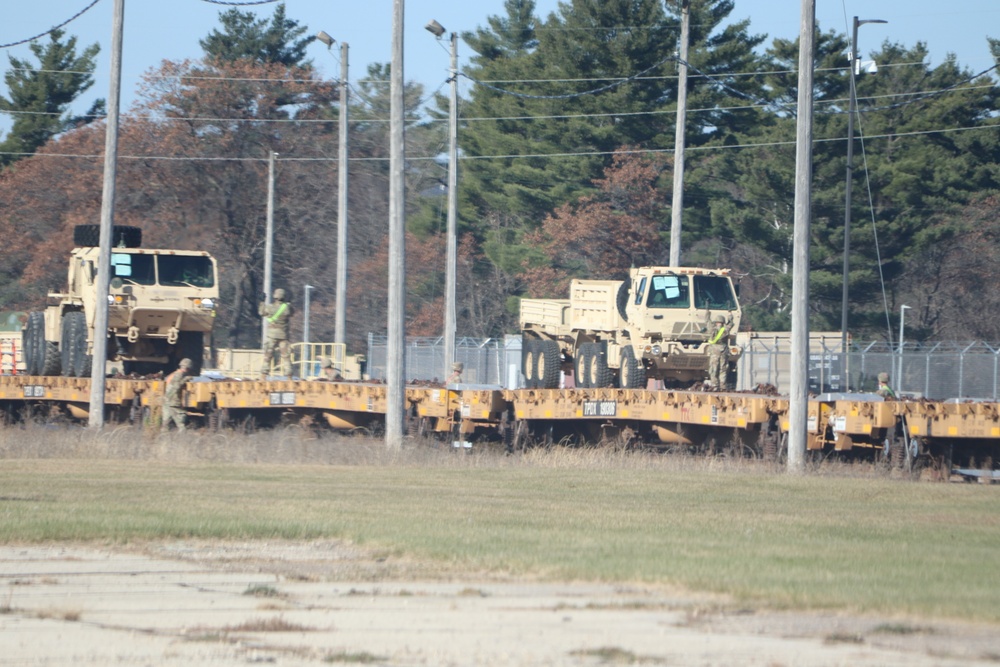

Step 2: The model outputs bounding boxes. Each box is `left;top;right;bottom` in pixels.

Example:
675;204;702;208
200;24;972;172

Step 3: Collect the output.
88;0;124;427
788;0;816;473
444;30;459;381
335;42;349;347
668;0;690;268
262;150;277;347
841;16;886;387
385;0;407;449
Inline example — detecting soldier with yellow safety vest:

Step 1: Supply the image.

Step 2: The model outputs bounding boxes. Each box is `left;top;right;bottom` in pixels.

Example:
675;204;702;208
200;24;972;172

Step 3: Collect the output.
705;313;730;391
259;288;294;377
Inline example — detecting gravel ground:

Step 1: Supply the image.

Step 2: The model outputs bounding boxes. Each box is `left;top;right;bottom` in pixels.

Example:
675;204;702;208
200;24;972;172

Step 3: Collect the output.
2;540;998;666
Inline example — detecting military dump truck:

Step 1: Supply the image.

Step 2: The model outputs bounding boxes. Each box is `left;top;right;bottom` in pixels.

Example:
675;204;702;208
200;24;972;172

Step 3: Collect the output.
519;266;742;389
22;225;218;377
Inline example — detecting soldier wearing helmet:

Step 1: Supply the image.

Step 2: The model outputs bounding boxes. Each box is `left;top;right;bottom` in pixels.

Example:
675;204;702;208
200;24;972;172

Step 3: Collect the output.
446;361;464;385
705;314;730;391
161;358;192;433
258;287;294;377
876;372;896;399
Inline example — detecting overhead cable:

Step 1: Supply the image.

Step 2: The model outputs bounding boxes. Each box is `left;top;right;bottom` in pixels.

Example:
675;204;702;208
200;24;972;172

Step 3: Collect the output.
0;0;104;49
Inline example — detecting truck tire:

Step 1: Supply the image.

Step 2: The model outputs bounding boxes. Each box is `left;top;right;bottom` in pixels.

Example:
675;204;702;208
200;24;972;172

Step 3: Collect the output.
61;311;90;378
619;345;646;389
23;312;44;376
41;341;61;376
588;342;612;388
616;281;630;322
574;343;593;389
73;224;142;248
522;338;539;388
538;340;561;389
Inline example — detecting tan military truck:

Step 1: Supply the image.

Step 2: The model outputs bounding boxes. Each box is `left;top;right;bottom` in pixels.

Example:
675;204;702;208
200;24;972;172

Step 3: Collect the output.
22;225;218;377
519;266;742;389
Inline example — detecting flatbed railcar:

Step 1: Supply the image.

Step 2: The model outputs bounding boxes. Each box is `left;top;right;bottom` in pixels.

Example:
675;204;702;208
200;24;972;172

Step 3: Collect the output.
1;375;997;479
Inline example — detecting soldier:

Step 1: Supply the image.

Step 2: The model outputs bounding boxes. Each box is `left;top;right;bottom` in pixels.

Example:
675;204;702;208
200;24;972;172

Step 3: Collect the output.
705;314;730;391
161;358;191;432
876;372;896;399
446;361;463;385
259;287;293;377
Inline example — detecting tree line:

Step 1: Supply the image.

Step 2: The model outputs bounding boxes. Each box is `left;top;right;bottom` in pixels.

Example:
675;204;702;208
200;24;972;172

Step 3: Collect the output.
0;0;998;355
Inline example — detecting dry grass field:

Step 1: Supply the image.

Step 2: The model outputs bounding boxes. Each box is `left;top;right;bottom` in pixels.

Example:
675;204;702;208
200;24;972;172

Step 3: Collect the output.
2;424;999;665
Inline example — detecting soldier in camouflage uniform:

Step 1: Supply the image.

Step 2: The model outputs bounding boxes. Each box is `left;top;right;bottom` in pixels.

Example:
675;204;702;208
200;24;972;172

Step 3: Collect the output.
259;288;294;377
161;358;191;432
705;314;730;391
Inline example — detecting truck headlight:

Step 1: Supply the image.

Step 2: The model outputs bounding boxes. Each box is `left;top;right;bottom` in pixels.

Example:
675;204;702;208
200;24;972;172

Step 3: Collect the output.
197;298;215;310
651;344;661;356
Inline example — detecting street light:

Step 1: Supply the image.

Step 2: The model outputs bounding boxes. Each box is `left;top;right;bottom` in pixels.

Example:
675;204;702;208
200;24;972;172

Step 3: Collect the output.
841;16;887;387
426;19;458;382
316;31;349;348
898;304;911;394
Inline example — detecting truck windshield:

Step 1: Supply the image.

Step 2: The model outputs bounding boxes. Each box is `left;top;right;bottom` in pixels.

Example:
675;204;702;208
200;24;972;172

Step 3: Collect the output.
646;275;690;309
112;253;155;285
693;276;737;310
158;255;215;288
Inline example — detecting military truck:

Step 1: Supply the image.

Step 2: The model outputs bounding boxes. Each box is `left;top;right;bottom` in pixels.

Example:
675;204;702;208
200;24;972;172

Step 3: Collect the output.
519;266;742;389
22;225;218;377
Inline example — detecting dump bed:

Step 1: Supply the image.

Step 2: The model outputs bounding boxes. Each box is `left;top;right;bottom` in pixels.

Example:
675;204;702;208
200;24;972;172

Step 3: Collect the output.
520;298;571;334
569;279;624;332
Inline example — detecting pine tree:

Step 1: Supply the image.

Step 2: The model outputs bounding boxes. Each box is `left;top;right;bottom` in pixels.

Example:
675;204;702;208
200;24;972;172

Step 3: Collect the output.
200;2;313;67
0;29;102;167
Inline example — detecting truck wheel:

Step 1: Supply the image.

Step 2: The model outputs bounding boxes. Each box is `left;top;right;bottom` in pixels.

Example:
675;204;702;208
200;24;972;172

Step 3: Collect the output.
616;281;630;322
588;342;612;388
574;343;593;389
23;312;45;376
522;338;539;388
538;340;561;389
73;224;142;248
61;311;90;378
41;341;61;376
619;345;646;389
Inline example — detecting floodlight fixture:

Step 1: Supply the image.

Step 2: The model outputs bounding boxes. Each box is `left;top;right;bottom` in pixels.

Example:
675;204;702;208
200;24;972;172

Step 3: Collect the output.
425;19;446;38
316;30;335;48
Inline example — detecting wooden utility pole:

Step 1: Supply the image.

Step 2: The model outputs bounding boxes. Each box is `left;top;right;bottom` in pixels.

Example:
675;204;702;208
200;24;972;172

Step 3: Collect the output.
88;0;125;427
386;0;407;448
669;0;690;268
788;0;816;473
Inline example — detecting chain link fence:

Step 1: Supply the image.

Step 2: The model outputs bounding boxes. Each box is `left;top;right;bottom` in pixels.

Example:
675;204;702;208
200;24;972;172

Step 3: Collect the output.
366;334;1000;399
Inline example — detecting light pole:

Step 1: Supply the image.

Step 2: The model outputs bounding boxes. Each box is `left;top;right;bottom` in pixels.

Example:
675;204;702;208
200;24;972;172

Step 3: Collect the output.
425;19;458;382
316;31;349;348
841;16;887;381
263;150;278;345
897;304;910;394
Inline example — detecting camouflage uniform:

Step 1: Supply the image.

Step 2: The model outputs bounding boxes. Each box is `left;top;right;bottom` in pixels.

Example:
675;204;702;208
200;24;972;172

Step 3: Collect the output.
259;288;293;376
706;315;730;390
876;372;896;399
446;361;463;385
161;358;191;432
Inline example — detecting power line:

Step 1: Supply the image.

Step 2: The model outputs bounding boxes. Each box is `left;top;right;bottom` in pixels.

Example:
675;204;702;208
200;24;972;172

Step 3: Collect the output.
0;0;104;49
4;120;994;163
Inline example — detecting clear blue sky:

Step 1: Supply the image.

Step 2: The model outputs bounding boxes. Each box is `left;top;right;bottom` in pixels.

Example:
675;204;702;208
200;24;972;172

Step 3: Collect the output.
1;0;998;133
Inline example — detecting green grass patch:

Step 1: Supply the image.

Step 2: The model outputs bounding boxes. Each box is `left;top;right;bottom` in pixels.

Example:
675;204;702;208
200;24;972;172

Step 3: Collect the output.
1;457;999;623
